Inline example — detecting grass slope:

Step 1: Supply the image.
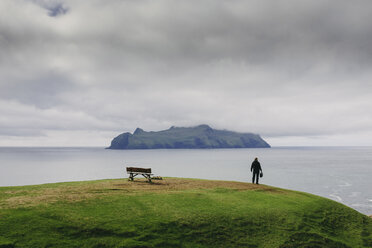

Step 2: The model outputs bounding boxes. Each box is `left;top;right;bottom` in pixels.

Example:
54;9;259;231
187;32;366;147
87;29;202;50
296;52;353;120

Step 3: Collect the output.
0;178;371;248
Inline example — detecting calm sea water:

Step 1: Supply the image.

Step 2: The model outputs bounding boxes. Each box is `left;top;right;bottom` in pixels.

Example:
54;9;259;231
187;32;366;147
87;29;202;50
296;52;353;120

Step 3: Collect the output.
0;147;371;215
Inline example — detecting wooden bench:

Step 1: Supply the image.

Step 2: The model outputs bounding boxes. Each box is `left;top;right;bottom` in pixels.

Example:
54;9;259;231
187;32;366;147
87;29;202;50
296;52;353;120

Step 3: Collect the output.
126;167;153;182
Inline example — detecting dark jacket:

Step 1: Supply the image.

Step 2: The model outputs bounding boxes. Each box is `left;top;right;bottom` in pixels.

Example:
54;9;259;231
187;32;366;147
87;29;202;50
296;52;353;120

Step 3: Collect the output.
251;160;262;173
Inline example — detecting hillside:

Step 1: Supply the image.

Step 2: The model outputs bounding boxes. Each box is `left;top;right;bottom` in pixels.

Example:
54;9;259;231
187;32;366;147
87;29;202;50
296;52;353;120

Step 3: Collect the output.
0;178;371;247
108;124;270;149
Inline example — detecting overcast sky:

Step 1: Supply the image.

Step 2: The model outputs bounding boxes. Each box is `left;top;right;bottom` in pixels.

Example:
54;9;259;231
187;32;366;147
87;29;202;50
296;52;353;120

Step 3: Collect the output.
1;0;372;147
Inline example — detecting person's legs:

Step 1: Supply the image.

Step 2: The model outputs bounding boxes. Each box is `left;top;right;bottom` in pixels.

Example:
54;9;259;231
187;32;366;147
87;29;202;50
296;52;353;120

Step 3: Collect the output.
255;172;259;184
252;173;256;184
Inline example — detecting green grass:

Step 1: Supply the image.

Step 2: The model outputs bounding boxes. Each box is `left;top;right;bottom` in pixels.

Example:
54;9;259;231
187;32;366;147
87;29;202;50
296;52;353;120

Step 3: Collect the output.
0;178;371;247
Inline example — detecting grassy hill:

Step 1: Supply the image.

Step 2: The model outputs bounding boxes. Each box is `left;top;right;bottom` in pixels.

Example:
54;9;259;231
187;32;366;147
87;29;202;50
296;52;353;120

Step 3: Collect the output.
0;178;371;248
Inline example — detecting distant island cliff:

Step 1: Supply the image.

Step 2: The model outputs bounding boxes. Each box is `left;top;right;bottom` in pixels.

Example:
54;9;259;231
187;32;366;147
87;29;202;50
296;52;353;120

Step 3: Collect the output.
107;124;270;149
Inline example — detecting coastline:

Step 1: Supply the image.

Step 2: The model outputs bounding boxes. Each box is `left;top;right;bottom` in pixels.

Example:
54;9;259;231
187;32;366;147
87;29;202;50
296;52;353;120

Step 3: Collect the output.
1;146;372;215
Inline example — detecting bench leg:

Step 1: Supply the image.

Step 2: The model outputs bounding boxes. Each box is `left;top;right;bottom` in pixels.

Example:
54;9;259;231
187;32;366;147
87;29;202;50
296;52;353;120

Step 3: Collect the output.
128;172;151;182
142;174;152;183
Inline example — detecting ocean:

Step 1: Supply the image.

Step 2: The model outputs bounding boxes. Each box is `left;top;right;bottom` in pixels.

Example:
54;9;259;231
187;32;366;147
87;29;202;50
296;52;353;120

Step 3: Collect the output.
0;146;371;215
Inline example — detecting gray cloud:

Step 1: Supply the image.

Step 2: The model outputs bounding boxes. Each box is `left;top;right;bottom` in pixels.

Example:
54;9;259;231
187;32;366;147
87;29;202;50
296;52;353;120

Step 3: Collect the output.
1;0;372;146
29;0;69;17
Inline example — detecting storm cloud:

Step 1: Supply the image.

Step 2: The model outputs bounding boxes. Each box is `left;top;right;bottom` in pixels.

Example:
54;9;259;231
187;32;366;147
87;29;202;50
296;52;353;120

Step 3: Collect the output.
1;0;372;146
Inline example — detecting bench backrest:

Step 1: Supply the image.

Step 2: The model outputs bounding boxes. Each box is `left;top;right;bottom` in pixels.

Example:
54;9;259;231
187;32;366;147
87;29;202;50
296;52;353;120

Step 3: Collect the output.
126;167;151;173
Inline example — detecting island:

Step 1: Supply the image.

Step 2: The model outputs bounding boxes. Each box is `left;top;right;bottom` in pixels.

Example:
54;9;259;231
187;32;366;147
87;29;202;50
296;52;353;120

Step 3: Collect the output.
107;124;270;149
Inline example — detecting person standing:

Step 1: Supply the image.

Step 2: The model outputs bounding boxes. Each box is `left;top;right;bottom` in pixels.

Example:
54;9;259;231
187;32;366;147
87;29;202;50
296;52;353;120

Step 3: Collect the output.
251;157;262;184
